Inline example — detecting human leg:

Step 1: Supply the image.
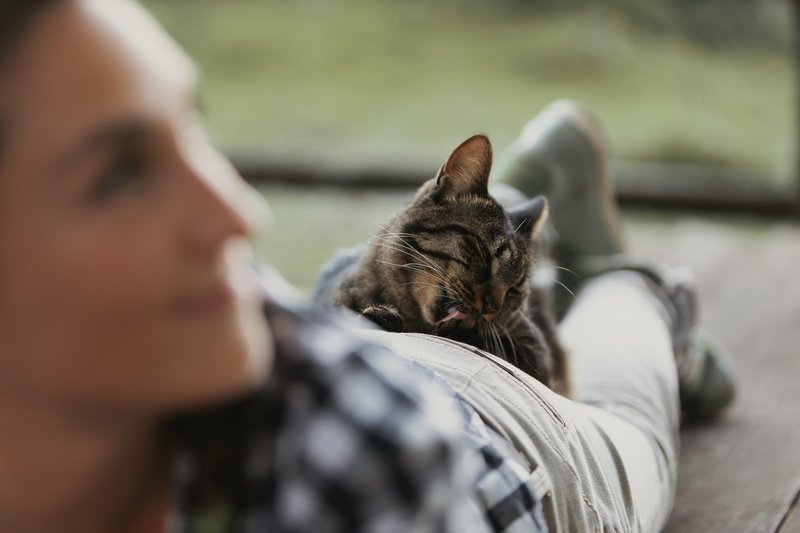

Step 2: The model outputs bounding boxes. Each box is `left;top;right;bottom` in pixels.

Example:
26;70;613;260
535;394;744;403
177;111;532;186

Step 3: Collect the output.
361;276;679;532
494;100;735;418
555;271;680;532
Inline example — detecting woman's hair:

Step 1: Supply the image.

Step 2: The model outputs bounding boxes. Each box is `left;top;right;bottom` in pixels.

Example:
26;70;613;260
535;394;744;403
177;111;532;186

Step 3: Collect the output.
0;0;64;153
0;1;63;67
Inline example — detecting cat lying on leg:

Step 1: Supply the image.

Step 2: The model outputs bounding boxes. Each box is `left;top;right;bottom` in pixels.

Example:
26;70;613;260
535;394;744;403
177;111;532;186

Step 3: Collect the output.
313;134;570;395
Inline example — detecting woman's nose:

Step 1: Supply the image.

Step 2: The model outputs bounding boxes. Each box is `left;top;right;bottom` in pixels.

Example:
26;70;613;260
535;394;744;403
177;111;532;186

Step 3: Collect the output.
180;147;270;254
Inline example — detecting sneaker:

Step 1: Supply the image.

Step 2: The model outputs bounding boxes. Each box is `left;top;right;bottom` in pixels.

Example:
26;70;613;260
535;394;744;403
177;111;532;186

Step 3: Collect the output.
678;332;736;420
645;264;736;420
494;100;625;270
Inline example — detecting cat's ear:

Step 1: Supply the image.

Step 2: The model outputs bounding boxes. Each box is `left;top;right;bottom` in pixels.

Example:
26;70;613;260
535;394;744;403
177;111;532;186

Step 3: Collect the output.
432;134;492;202
509;195;549;239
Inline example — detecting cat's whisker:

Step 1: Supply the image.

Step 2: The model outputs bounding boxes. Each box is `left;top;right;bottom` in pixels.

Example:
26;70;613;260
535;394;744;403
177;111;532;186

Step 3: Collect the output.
378;230;447;273
401;267;467;307
371;222;417;239
373;232;464;298
492;325;506;365
376;260;439;279
445;280;472;305
403;281;440;290
368;238;423;257
491;325;509;366
487;326;499;360
553;279;577;301
379;262;457;298
553;265;580;278
493;325;508;364
483;325;496;357
404;281;464;317
497;323;520;369
370;243;445;278
488;324;500;357
369;238;445;275
393;236;446;274
403;281;458;300
401;263;468;303
481;328;497;359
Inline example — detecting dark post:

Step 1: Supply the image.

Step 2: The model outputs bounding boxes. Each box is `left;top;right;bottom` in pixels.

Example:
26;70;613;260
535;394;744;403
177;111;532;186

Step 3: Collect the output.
793;0;800;215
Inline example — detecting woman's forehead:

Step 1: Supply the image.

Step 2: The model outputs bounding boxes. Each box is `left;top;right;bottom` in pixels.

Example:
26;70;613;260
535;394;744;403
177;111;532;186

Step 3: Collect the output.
1;0;196;166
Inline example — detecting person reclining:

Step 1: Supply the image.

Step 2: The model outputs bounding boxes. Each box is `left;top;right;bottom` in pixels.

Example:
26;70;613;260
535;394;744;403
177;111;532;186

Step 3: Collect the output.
0;1;734;531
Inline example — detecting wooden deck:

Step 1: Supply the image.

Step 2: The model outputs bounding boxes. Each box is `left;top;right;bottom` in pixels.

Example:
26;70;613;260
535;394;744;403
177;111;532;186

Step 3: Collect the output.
626;217;800;533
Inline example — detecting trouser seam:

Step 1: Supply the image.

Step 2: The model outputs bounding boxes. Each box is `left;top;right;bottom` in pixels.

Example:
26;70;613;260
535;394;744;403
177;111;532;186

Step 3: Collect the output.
486;379;605;531
402;334;605;531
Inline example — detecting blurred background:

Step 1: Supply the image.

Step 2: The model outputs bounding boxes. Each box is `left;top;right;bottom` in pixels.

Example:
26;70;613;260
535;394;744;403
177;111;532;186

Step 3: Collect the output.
145;0;795;288
146;0;792;180
145;3;800;531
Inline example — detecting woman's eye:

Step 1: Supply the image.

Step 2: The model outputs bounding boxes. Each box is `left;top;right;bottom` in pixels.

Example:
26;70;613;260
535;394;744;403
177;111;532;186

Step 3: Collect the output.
93;154;144;201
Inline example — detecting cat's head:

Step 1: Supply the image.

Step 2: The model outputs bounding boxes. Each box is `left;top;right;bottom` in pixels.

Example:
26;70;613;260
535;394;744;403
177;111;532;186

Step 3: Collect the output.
388;134;548;339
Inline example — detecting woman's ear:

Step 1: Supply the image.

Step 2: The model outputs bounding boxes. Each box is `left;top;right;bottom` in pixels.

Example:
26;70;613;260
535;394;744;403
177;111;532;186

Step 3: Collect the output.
432;134;493;202
509;195;549;239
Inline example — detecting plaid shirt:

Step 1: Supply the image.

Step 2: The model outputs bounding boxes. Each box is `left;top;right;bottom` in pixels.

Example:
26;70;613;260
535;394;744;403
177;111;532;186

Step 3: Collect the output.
168;282;547;533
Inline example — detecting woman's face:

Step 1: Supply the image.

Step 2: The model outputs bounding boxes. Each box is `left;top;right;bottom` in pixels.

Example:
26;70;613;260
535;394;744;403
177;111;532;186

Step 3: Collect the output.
0;0;272;414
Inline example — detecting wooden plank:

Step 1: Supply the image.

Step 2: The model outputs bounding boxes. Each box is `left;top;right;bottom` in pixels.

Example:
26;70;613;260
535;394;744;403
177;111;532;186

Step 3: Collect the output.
235;157;800;218
643;223;800;533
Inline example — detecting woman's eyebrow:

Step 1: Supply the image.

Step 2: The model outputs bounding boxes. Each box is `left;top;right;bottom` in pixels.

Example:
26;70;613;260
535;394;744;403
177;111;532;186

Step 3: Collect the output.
51;118;150;173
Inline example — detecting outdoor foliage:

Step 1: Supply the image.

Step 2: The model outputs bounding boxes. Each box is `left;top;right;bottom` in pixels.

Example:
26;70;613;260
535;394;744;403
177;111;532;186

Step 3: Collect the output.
146;0;794;188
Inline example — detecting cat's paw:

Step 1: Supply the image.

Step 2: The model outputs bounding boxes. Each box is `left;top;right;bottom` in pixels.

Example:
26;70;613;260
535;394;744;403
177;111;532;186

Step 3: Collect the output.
361;305;404;332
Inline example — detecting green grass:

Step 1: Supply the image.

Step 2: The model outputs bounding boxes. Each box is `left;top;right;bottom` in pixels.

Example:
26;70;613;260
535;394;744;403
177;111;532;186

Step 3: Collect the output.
145;0;795;189
252;185;412;290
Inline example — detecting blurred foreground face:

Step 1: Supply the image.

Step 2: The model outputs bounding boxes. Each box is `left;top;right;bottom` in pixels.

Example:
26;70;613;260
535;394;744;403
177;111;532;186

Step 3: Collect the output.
0;0;272;413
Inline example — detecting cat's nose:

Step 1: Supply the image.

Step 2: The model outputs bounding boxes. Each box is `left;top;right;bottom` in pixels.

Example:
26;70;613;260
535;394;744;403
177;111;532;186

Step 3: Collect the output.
490;287;507;311
470;300;492;320
473;288;503;321
481;300;499;315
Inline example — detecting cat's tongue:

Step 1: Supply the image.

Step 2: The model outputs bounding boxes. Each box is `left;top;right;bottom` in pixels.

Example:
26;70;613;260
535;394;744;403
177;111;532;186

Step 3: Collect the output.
437;308;466;325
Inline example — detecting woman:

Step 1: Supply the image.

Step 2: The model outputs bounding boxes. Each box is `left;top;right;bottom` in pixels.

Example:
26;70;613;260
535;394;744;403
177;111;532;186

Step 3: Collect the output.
0;1;734;532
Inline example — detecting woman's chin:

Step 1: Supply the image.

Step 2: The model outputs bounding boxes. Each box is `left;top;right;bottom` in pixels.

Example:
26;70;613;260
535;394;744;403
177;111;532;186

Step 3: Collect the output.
151;299;273;413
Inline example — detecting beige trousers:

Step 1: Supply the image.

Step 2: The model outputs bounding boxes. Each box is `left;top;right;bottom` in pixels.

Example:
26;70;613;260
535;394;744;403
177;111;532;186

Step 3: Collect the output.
362;273;680;533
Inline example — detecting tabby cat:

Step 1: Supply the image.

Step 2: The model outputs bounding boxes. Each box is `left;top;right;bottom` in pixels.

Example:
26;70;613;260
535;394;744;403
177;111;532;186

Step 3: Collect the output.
313;134;569;394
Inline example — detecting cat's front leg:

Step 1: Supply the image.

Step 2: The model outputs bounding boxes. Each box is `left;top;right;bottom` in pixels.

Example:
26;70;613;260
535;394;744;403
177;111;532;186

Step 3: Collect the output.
361;304;404;332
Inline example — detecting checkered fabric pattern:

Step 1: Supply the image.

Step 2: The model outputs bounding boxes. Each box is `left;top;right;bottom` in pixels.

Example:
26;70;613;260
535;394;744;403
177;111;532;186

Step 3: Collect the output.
167;287;546;533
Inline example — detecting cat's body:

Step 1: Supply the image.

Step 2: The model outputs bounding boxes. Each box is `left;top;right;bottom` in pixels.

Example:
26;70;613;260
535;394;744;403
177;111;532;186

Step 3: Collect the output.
313;135;569;394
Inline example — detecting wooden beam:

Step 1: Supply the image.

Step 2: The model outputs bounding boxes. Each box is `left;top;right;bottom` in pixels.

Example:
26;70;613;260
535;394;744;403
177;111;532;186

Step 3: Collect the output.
234;157;799;219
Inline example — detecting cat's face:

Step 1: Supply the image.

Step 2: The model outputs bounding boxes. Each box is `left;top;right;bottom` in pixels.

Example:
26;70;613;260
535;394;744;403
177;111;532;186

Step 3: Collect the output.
388;135;548;342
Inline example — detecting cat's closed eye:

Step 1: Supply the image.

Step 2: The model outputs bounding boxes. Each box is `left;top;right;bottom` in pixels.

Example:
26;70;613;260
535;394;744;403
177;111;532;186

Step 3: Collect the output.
495;243;511;260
